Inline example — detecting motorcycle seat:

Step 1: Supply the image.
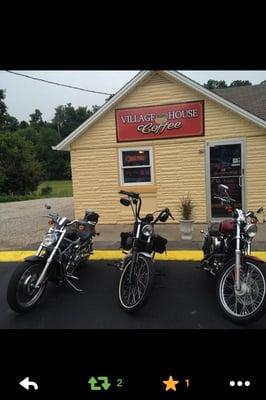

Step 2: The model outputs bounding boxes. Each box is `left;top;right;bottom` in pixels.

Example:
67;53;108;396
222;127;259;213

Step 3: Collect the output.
209;223;220;236
78;224;96;242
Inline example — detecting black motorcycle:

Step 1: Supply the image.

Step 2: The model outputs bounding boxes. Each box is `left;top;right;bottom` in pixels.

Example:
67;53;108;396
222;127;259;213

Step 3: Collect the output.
7;204;99;313
116;190;174;312
201;184;266;324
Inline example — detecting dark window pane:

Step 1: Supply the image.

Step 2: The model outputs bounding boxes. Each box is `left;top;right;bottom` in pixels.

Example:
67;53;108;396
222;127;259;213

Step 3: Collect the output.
122;150;150;167
123;167;151;183
210;144;241;177
211;177;242;218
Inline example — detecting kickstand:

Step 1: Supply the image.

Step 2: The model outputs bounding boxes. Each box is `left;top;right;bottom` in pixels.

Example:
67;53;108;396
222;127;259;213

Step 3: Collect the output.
65;277;83;292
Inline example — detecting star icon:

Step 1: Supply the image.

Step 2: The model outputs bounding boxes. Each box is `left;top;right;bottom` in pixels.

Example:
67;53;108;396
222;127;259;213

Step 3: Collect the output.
163;376;179;391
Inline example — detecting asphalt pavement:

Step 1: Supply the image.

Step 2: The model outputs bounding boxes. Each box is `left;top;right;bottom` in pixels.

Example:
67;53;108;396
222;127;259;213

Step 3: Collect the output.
1;261;266;329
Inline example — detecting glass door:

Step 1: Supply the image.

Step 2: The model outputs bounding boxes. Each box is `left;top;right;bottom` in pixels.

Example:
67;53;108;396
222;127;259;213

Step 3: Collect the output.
208;141;244;219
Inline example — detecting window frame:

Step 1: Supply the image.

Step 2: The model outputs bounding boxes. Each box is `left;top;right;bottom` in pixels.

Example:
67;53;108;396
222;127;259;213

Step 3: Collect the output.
119;147;154;186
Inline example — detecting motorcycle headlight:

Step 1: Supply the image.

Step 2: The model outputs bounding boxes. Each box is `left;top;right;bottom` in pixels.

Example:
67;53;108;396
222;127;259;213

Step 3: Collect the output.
244;223;257;238
43;233;57;247
142;224;153;237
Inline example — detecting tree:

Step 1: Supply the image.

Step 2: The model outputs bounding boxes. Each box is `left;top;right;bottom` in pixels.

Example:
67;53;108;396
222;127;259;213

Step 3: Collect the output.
18;126;71;180
29;109;44;129
260;80;266;85
19;120;29;129
92;104;101;113
0;131;44;195
229;80;252;87
0;89;7;125
52;103;93;139
3;114;19;131
203;80;228;90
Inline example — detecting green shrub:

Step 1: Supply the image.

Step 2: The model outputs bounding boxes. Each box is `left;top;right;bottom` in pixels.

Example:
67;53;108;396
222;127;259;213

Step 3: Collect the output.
41;186;52;195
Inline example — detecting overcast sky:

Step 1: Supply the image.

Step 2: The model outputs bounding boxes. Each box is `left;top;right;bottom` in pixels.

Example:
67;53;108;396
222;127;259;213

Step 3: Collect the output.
0;70;265;122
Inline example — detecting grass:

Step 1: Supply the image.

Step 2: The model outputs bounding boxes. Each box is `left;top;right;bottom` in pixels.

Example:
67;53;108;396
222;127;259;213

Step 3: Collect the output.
0;180;73;202
36;180;73;198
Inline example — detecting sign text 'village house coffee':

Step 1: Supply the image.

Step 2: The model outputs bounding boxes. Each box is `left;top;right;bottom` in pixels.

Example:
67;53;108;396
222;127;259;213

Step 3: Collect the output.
115;101;204;142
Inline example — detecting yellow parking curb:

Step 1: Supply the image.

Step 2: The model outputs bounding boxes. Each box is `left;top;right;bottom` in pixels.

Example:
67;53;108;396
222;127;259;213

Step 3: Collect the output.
0;250;266;262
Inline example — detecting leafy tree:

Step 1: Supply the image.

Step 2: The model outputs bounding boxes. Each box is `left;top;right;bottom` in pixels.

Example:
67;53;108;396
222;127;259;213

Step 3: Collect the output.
19;120;29;129
52;103;93;139
18;126;71;180
105;94;114;102
3;114;19;131
260;80;266;85
229;80;252;87
0;131;44;195
29;109;44;129
203;80;228;90
0;89;7;125
92;104;101;113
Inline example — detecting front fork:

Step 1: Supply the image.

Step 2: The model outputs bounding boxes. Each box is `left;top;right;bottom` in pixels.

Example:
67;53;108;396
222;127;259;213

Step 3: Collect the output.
235;222;241;291
35;231;66;288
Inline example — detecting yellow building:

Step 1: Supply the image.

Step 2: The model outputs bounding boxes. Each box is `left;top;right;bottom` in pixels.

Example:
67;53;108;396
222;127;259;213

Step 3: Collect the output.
54;71;266;225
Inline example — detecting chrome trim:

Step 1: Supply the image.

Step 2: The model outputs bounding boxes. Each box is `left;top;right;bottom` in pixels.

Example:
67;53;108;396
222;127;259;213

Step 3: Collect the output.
35;230;66;288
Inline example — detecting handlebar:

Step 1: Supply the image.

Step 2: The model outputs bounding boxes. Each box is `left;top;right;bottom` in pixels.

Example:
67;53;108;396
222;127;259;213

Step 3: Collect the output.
119;190;139;199
153;208;175;224
213;195;235;204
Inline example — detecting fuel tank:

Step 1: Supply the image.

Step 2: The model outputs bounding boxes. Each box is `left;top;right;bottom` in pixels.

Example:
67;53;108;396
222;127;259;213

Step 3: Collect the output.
219;219;236;235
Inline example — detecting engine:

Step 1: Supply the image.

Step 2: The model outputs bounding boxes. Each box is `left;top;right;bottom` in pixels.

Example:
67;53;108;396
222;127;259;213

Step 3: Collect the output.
211;236;223;252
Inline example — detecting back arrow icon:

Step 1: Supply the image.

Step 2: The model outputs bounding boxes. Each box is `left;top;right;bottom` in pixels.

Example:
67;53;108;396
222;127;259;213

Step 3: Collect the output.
19;377;38;391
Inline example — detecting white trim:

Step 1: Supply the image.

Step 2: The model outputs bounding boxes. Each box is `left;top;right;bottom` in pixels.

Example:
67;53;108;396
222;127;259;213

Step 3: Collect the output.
118;147;154;186
206;138;246;222
164;71;266;129
53;71;151;151
53;70;266;152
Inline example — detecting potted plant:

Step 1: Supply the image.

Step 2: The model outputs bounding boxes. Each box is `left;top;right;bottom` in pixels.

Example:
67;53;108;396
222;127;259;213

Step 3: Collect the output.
179;193;195;240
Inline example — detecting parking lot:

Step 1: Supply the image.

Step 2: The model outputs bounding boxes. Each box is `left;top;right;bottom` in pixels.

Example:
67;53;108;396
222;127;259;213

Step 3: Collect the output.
1;260;266;329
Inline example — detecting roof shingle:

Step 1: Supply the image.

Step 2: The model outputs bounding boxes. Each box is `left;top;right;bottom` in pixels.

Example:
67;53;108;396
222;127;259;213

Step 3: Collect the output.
214;84;266;121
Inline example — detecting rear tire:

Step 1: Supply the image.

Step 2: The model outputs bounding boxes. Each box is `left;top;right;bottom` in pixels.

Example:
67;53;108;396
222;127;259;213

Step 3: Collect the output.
118;255;154;313
7;261;47;313
217;261;266;324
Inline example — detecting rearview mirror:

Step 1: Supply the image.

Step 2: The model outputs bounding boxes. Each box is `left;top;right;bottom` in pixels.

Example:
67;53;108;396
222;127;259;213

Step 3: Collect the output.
120;198;130;207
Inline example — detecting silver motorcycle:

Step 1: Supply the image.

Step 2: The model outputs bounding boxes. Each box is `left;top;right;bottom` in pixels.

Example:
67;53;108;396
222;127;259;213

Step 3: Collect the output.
7;204;99;313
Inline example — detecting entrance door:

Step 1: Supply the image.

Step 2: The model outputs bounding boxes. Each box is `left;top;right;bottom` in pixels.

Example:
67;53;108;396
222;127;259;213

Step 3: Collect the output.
207;140;245;219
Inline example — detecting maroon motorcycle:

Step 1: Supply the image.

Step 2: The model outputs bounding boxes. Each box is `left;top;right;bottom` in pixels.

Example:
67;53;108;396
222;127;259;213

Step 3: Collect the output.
201;184;266;324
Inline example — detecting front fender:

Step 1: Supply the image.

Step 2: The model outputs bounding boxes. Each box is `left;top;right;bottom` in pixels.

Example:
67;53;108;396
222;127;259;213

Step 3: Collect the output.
242;254;264;265
224;254;264;268
24;255;47;263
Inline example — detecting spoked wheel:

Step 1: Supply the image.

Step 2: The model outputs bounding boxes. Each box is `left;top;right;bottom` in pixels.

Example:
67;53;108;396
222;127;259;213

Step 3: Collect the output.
7;261;48;313
217;261;266;324
118;255;154;312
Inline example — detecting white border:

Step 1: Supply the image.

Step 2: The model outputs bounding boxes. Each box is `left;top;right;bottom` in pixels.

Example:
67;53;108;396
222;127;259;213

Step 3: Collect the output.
118;147;154;186
205;138;246;222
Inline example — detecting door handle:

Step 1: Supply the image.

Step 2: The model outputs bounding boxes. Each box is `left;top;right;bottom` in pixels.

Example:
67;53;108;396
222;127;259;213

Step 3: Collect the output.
239;175;243;187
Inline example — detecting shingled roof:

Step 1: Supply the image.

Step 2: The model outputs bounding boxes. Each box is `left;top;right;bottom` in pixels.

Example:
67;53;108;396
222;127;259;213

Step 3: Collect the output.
214;83;266;121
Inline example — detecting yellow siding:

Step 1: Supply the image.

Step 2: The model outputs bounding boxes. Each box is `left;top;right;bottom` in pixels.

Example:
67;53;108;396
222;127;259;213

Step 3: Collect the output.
246;136;266;211
70;71;266;223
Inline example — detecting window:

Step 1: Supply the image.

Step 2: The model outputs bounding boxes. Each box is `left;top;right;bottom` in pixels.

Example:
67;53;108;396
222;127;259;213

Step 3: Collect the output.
119;148;154;185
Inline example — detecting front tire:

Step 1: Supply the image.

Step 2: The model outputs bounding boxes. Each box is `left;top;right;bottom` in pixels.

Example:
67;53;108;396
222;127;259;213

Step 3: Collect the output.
217;261;266;324
118;254;154;313
7;261;48;313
